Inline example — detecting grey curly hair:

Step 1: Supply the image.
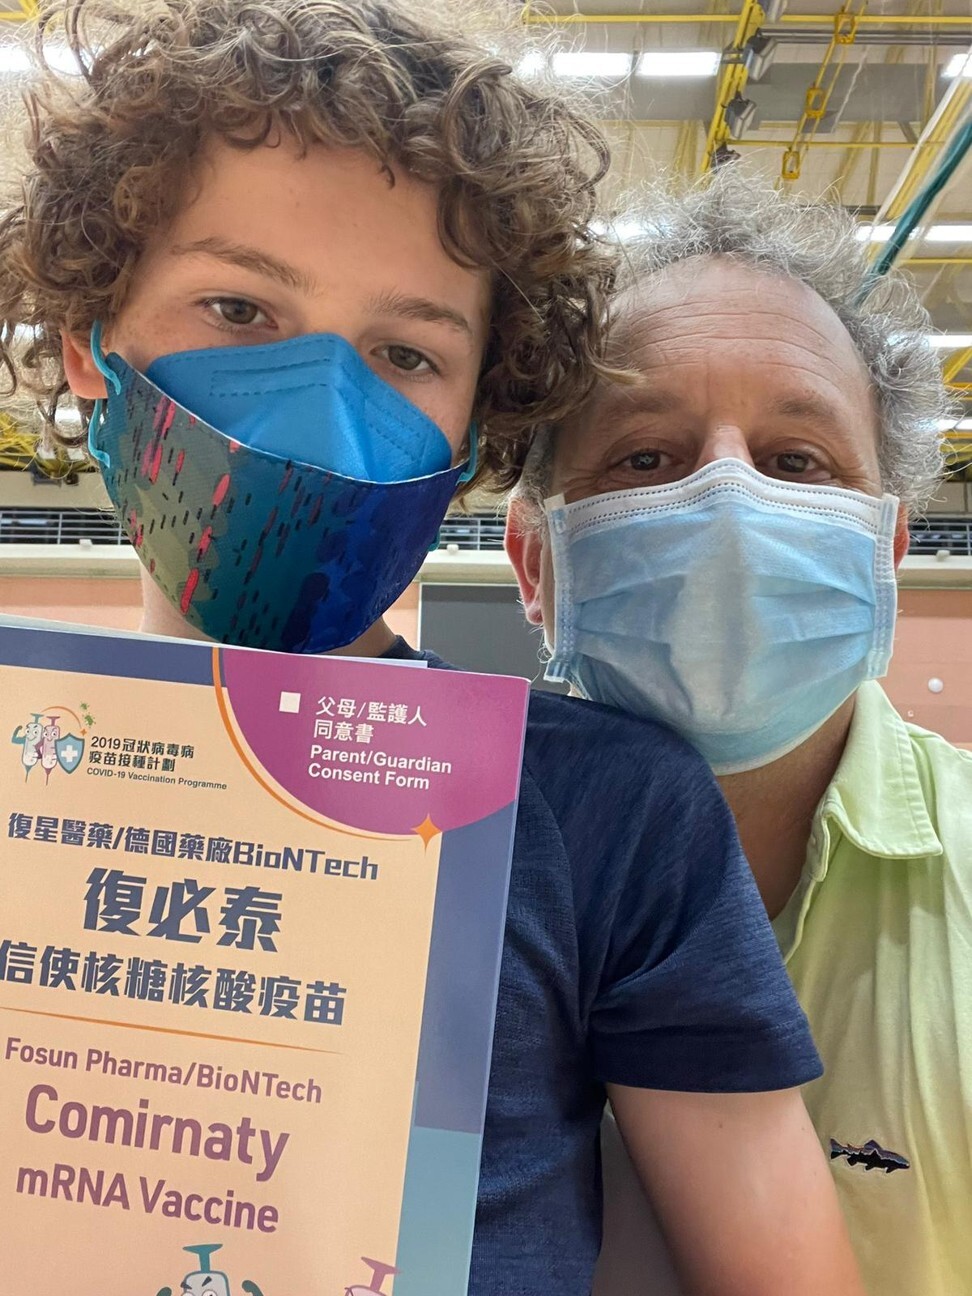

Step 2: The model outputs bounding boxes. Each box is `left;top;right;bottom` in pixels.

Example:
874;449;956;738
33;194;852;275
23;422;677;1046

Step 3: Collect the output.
517;170;952;516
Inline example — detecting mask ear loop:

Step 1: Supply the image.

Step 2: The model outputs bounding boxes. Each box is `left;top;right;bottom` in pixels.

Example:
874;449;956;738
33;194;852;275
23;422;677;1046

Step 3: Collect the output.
429;422;479;553
86;320;121;469
458;421;479;486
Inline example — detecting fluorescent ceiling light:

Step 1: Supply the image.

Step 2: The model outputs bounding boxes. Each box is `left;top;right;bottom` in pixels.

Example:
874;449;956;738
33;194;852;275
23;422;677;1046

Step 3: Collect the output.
591;218;648;242
0;43;83;76
927;334;972;350
552;51;632;78
944;52;972;79
516;49;547;80
857;223;972;244
612;218;648;241
938;418;972;432
855;224;894;242
43;44;84;76
636;50;719;78
0;45;31;73
924;224;972;243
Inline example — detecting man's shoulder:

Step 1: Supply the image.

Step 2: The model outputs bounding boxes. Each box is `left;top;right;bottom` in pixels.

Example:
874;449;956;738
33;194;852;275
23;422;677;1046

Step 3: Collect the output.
905;716;972;778
903;718;972;858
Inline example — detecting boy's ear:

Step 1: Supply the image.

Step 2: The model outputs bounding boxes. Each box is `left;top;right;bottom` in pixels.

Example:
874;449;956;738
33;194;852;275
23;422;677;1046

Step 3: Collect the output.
61;329;108;400
505;496;545;626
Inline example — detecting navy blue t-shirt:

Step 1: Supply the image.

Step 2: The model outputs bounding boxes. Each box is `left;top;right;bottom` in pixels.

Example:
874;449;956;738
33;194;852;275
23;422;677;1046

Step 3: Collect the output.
384;639;820;1294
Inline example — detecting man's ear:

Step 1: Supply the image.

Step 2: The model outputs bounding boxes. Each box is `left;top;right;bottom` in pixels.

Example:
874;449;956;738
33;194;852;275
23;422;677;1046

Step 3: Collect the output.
893;504;910;569
60;328;108;400
505;496;545;626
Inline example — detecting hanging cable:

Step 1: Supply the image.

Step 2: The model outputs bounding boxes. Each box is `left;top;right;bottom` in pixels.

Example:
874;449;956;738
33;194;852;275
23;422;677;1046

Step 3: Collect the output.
868;115;972;281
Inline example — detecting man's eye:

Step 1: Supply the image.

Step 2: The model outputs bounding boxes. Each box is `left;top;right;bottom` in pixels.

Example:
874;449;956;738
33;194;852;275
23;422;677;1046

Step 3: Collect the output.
775;452;812;474
207;298;265;327
626;450;663;471
382;344;434;374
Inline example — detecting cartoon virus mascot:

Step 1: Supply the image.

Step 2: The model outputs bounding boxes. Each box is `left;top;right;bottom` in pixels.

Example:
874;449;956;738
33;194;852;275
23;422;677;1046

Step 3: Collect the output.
345;1256;399;1296
156;1243;265;1296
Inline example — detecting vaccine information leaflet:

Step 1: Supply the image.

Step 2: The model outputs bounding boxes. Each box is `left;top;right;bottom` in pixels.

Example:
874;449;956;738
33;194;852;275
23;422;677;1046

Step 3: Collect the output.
0;622;527;1296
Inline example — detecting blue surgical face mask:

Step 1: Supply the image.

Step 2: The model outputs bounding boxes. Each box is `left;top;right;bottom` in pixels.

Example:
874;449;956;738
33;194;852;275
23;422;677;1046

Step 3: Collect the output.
544;458;899;774
88;324;476;654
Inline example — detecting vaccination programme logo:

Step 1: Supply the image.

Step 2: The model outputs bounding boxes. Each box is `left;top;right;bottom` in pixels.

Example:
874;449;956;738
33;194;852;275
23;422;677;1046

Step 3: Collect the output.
10;701;93;784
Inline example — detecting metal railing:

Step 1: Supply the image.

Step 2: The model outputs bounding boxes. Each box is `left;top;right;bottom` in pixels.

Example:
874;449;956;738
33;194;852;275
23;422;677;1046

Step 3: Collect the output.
0;506;508;551
907;516;972;555
2;506;970;557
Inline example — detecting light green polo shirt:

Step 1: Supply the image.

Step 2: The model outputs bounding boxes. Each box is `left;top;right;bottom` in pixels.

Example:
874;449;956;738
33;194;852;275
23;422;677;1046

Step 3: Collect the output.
774;680;972;1296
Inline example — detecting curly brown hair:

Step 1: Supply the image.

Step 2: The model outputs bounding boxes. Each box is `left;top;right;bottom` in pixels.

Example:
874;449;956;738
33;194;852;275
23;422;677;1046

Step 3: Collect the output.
0;0;617;492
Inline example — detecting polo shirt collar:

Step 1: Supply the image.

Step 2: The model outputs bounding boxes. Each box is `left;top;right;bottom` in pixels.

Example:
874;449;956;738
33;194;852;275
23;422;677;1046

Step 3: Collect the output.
815;681;943;861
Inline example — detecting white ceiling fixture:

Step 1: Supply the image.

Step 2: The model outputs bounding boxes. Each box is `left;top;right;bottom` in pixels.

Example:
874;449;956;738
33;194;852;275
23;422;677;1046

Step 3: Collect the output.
551;52;633;78
591;218;660;242
855;224;896;242
0;45;34;74
636;50;720;78
937;419;972;432
857;223;972;243
927;334;972;349
924;224;972;243
515;49;547;81
944;52;972;80
0;43;83;76
612;218;648;241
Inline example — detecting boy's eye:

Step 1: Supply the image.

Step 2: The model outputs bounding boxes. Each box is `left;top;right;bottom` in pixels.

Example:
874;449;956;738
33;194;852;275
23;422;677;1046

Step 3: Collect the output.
382;344;434;374
207;297;266;327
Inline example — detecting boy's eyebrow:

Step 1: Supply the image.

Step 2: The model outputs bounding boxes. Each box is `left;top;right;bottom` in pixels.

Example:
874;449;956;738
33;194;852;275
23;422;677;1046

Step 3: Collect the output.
169;236;317;294
368;289;475;338
168;241;475;337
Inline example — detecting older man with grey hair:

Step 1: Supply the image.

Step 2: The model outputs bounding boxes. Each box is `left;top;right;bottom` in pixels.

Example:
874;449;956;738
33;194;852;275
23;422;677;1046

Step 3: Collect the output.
505;172;970;1296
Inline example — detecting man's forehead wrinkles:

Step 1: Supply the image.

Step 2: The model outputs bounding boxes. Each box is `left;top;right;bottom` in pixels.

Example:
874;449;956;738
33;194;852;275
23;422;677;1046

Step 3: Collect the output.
611;326;871;403
625;308;842;359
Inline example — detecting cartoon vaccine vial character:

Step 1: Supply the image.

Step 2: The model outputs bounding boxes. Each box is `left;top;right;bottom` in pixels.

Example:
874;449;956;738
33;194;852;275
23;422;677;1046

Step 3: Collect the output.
345;1257;399;1296
40;716;61;783
155;1243;265;1296
12;716;43;780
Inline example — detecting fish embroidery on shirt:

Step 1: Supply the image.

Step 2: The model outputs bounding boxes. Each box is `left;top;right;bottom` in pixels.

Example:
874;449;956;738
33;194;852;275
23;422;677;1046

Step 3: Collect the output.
830;1138;911;1174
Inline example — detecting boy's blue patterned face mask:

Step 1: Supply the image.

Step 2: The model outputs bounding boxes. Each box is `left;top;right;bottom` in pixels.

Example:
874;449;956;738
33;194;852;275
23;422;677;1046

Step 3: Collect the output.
87;325;476;654
543;458;899;775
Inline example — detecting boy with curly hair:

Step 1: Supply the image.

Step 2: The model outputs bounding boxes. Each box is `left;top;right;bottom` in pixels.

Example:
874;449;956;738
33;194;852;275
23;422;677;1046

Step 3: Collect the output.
0;2;863;1293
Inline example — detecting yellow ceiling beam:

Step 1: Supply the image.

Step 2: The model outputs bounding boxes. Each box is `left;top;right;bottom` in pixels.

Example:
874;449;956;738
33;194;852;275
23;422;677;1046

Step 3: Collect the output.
944;348;972;383
728;137;910;148
523;10;972;26
699;0;764;173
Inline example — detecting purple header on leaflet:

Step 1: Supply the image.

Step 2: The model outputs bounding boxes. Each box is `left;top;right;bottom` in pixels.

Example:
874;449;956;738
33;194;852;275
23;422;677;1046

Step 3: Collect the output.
221;649;527;835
